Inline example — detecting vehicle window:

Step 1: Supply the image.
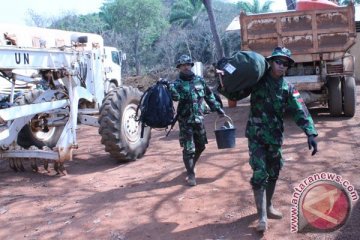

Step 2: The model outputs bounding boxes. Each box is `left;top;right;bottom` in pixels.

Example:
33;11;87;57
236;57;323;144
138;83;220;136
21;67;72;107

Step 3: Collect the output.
111;51;120;65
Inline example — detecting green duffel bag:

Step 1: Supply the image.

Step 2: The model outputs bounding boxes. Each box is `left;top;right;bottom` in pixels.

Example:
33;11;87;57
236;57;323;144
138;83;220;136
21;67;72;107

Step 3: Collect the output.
217;85;252;101
216;51;268;99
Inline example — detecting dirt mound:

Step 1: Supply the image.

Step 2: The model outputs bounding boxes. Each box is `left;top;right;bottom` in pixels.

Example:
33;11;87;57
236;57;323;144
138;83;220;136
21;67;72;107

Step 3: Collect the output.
123;65;219;91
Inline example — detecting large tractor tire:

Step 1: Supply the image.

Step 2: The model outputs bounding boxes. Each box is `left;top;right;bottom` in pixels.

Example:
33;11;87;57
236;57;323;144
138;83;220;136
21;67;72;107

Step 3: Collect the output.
16;90;65;149
327;77;342;116
107;82;117;94
342;76;356;117
98;86;150;162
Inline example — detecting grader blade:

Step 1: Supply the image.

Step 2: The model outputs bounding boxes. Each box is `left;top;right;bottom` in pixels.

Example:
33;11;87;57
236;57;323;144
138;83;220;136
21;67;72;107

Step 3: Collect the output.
15;158;25;172
54;161;66;175
54;162;60;174
43;160;49;172
30;158;39;172
9;158;18;172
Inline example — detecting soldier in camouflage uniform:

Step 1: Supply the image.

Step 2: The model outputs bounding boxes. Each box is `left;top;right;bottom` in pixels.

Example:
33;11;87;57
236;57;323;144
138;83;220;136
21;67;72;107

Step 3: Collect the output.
167;55;225;186
219;47;318;232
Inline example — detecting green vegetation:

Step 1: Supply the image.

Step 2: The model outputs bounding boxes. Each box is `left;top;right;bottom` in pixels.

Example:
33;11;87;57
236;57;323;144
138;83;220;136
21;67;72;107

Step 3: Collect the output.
170;0;205;27
236;0;273;13
25;0;279;76
339;0;360;5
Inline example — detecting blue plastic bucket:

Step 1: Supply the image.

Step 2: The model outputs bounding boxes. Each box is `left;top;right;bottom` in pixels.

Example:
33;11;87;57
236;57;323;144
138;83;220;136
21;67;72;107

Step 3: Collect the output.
214;115;236;149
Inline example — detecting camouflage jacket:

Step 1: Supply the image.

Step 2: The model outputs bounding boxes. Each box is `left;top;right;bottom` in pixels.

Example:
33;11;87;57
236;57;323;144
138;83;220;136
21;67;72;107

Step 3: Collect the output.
168;75;221;123
246;73;318;145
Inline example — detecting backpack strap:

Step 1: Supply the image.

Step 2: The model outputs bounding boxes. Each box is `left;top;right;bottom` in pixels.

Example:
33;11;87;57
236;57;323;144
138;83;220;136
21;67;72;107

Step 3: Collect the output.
141;122;145;138
135;89;148;122
166;113;178;137
137;88;152;138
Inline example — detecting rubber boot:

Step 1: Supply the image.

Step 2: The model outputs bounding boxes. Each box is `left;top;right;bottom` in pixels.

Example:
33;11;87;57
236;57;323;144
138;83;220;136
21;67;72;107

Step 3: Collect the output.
266;181;283;219
183;158;196;186
193;147;204;174
253;188;267;232
193;147;204;165
186;173;196;186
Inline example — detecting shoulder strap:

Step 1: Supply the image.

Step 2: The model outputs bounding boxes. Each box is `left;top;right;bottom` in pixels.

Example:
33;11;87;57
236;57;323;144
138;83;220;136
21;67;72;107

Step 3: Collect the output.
135;87;151;122
166;114;178;137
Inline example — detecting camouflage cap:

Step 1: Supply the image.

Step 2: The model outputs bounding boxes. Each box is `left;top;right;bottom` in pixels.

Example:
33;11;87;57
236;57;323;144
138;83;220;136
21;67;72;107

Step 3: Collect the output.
266;46;295;65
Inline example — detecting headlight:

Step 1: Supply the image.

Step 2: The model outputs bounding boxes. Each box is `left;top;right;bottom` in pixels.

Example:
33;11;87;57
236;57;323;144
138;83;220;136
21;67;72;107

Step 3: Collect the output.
343;54;355;73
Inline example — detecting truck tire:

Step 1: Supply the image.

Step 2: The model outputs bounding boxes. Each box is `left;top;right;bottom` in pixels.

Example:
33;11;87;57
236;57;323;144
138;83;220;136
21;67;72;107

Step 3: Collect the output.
328;77;342;116
16;90;65;149
98;86;150;162
342;76;356;117
107;82;117;94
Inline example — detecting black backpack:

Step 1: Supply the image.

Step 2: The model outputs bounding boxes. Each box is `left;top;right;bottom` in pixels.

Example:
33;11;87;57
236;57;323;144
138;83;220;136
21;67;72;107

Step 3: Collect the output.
136;82;176;137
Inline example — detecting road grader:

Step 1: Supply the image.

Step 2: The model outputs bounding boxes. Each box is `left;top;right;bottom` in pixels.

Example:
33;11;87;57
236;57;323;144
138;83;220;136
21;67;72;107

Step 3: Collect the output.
0;25;150;174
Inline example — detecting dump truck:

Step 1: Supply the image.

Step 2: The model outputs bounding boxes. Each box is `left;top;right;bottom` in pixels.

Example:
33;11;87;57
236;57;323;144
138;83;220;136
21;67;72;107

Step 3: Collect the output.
239;3;357;116
0;24;151;173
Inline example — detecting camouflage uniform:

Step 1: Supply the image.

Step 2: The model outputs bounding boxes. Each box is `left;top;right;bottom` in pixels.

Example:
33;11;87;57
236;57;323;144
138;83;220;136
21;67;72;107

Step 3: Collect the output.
246;73;318;189
225;46;319;231
168;75;222;176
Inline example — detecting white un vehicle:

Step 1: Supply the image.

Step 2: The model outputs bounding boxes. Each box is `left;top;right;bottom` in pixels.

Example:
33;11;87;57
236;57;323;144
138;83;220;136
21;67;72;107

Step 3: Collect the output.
0;24;150;173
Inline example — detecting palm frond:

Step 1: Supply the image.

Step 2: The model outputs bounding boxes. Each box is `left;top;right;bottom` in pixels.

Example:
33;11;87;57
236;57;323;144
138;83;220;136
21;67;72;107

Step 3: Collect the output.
237;0;273;14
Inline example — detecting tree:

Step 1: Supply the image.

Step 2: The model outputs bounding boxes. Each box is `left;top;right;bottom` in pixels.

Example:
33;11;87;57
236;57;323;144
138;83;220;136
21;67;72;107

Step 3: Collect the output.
338;0;360;4
170;0;224;60
169;0;204;27
51;13;108;35
236;0;273;13
25;9;53;27
100;0;168;75
202;0;224;59
285;0;296;10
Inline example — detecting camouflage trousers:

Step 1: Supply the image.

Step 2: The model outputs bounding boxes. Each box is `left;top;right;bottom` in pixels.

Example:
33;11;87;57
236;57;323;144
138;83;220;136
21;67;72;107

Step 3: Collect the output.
248;140;284;189
179;121;207;174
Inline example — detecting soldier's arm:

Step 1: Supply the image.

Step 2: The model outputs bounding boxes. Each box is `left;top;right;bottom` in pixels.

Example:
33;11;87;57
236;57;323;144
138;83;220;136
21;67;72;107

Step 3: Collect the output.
203;80;221;111
168;81;180;101
287;84;318;137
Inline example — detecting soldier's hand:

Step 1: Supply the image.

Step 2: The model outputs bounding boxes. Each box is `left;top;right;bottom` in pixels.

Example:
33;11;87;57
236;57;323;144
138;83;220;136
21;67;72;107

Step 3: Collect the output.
307;135;317;156
216;69;225;75
216;108;225;117
158;78;169;87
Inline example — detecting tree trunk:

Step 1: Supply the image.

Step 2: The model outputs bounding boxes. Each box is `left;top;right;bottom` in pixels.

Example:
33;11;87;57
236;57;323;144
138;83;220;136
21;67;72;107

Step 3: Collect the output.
202;0;224;60
285;0;296;10
134;33;141;75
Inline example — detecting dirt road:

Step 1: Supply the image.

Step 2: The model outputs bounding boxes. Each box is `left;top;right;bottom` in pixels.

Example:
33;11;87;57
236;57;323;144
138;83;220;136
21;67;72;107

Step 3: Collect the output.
1;91;360;240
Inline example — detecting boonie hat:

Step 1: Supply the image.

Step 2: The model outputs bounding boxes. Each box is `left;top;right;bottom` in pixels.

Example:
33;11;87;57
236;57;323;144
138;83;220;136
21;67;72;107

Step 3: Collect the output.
176;54;194;68
266;46;295;65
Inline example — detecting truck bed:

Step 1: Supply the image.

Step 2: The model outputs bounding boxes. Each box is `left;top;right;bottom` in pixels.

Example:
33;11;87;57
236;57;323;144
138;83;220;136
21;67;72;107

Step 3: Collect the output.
240;4;356;63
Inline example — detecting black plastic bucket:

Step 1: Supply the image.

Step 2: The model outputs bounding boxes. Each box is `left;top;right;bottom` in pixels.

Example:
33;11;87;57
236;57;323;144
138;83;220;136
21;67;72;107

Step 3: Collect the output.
214;115;236;149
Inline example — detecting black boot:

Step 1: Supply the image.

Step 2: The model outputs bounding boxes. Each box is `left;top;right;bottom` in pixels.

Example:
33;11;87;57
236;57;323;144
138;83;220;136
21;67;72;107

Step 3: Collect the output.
193;147;204;174
266;181;283;219
186;173;196;186
183;158;196;186
253;188;267;232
